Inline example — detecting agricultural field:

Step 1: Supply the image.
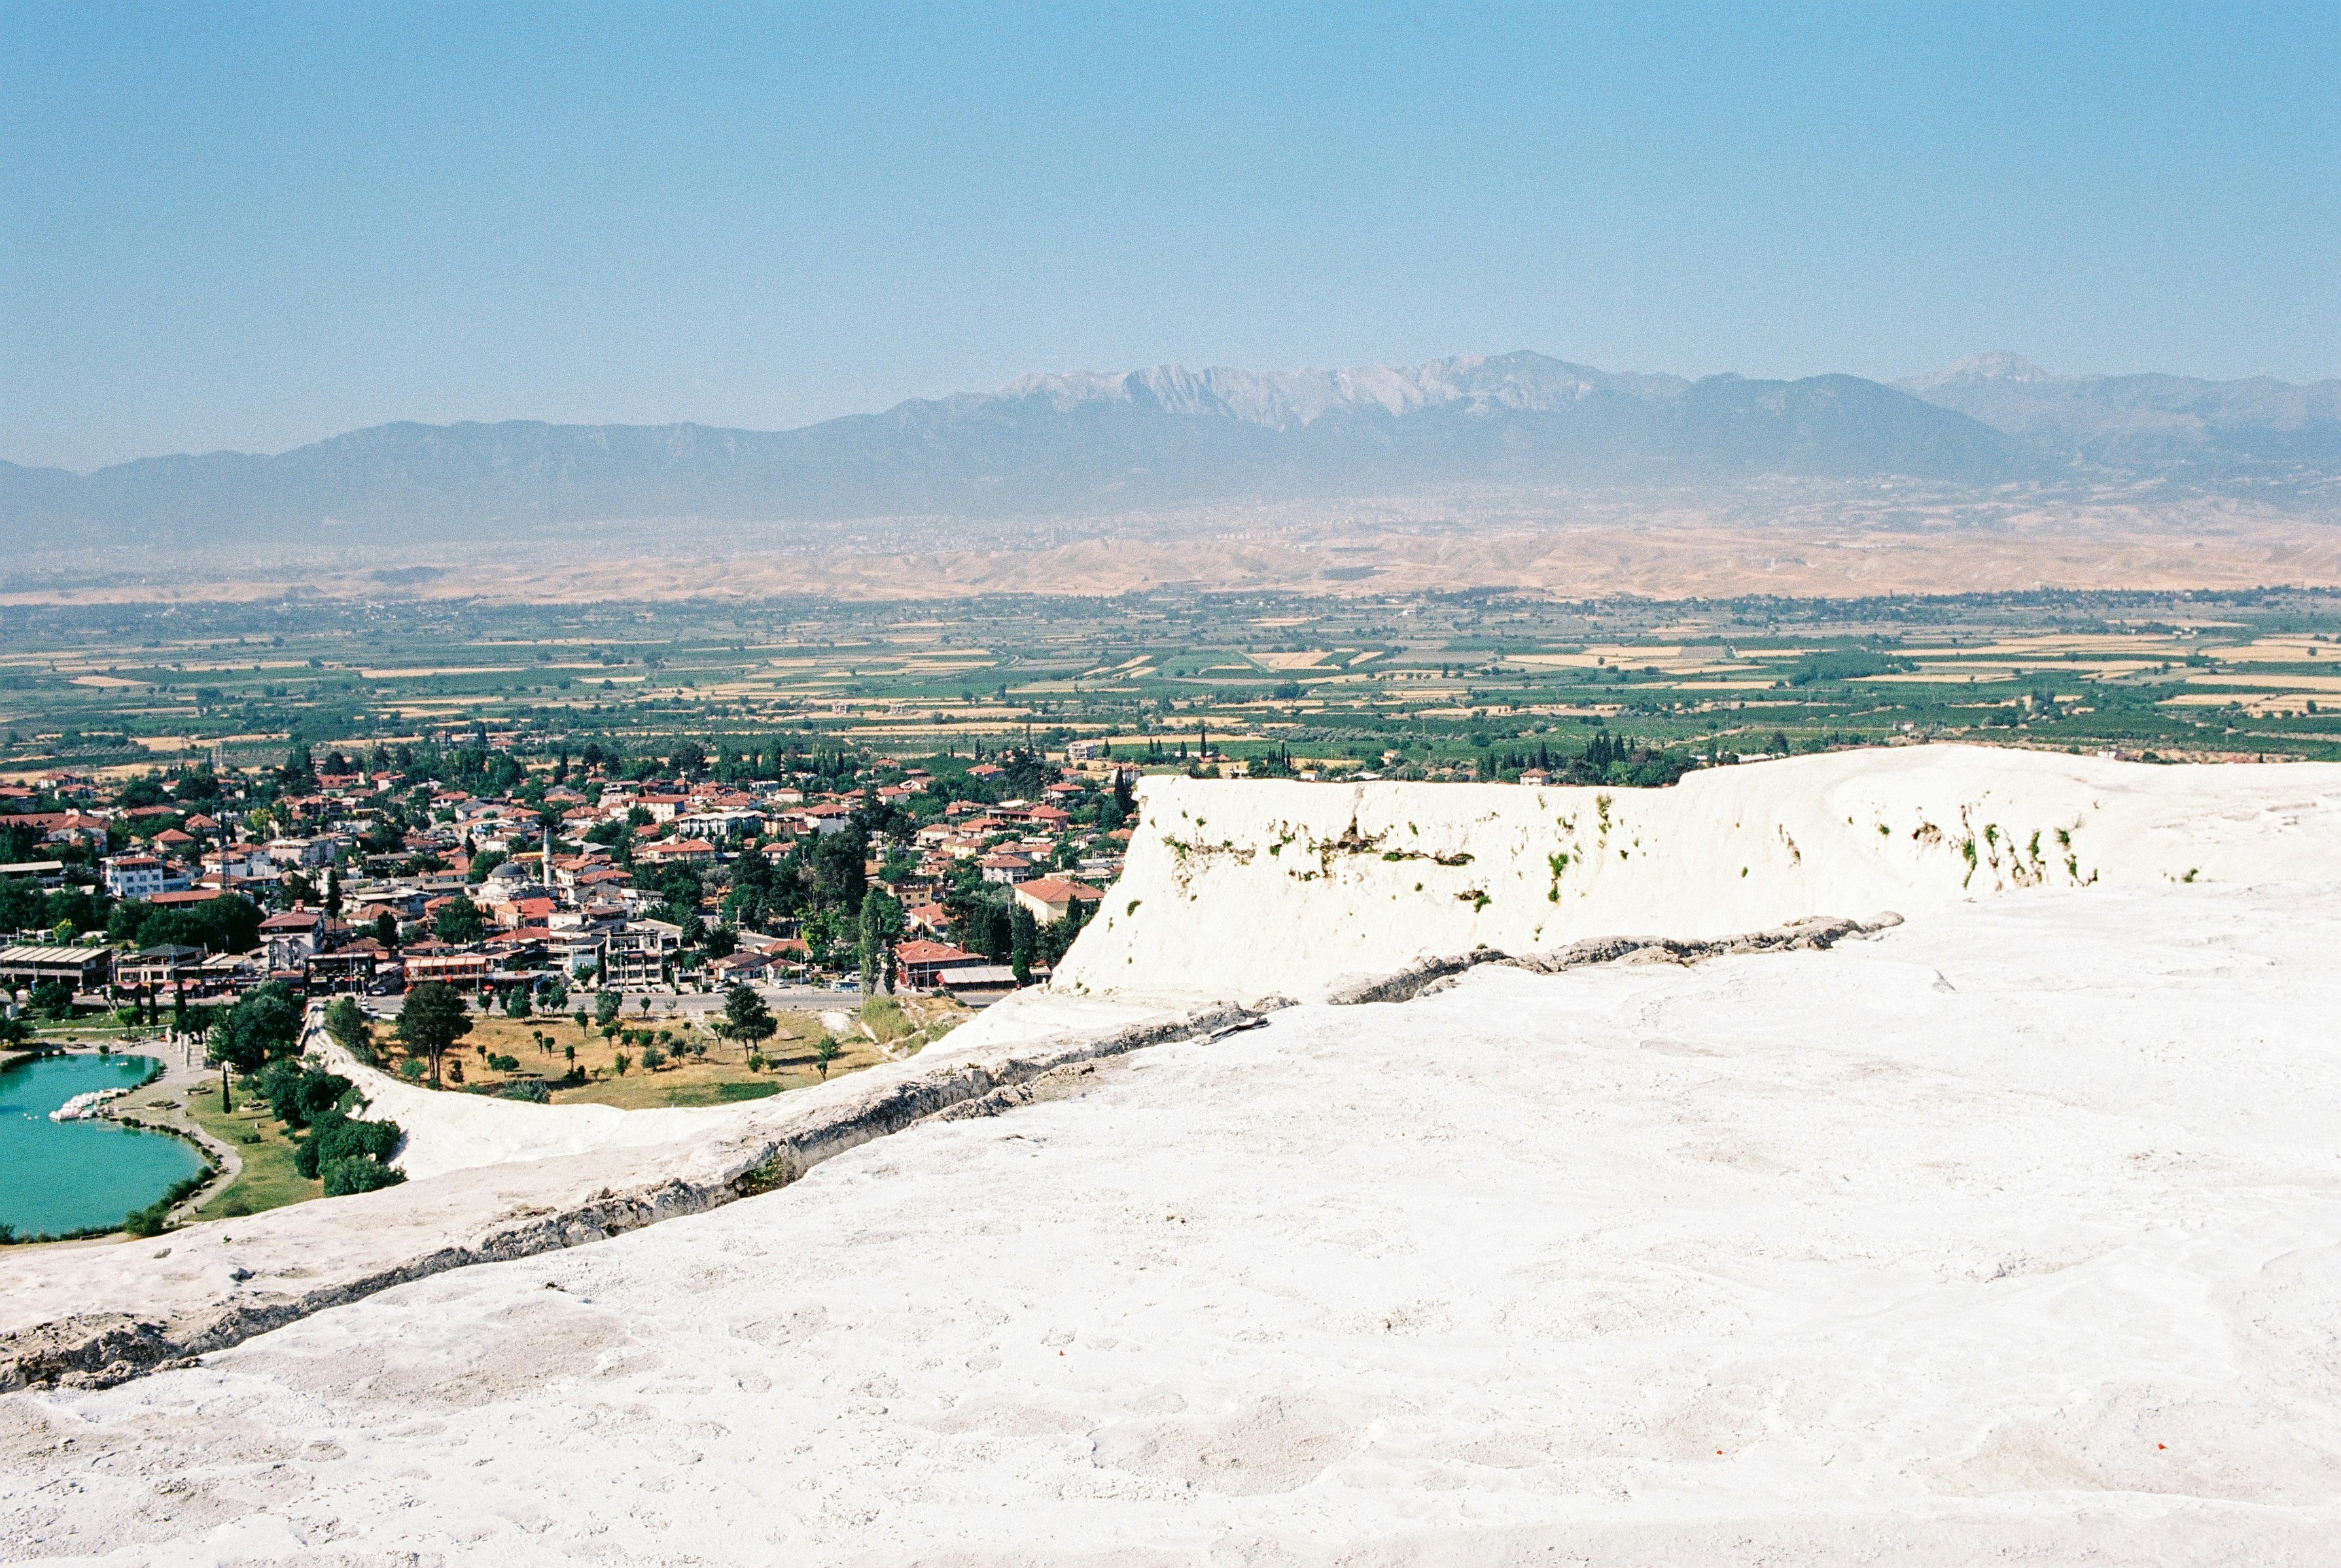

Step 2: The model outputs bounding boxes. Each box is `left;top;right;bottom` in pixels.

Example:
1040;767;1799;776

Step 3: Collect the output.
3;586;2339;779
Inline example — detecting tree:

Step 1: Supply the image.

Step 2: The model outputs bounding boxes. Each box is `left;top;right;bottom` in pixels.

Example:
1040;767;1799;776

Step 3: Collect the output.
0;874;43;934
540;975;568;1013
108;892;263;957
373;910;399;950
434;897;485;944
209;982;302;1073
322;996;372;1057
322;1154;405;1195
502;985;532;1019
815;1035;840;1079
395;981;473;1087
1044;893;1091;966
593;990;621;1030
856;888;904;994
1009;902;1038;986
28;977;73;1020
716;982;777;1049
809;824;868;911
259;1060;352;1130
801;905;849;967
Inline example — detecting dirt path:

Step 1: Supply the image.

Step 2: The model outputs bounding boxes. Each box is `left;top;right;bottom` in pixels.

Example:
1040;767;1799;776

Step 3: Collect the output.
107;1041;245;1221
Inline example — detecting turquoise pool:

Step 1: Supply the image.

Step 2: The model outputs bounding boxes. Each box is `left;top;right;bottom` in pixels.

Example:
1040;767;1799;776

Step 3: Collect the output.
0;1053;207;1240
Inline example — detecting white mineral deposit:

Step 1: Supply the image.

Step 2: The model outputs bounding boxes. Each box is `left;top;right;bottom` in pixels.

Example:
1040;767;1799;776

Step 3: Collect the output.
7;748;2341;1565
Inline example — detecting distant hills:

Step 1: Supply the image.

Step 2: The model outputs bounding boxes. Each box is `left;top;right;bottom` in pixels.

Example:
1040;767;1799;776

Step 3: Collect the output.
1897;353;2341;482
5;349;2336;544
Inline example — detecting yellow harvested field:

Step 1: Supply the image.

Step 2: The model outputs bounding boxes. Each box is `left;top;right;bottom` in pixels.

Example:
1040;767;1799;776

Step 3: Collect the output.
357;666;559;678
1864;665;2160;682
1899;635;2184;655
2218;639;2341;664
2180;672;2341;691
2164;692;2328;714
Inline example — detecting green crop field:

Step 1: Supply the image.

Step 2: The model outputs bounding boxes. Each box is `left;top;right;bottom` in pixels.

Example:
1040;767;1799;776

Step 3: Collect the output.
4;587;2338;780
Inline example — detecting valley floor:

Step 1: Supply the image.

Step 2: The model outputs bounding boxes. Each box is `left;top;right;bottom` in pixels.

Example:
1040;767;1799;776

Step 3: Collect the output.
7;876;2340;1563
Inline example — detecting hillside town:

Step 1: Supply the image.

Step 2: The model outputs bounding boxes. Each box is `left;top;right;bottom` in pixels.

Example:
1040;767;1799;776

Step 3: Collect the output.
1;739;1133;1024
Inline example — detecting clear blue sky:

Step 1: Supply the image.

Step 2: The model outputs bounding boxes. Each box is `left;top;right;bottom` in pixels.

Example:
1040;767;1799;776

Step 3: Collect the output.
5;1;2336;471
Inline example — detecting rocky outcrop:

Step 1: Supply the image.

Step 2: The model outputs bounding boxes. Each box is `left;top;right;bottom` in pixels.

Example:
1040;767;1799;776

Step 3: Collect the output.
1324;914;1901;1006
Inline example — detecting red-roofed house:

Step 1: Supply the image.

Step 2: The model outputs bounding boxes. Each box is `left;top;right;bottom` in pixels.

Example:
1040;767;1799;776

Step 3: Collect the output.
1013;877;1104;926
894;939;990;990
708;949;783;983
496;896;557;931
638;837;715;866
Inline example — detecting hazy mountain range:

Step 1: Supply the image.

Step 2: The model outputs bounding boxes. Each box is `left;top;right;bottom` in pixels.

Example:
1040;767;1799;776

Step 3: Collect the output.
1895;352;2341;478
5;351;2337;542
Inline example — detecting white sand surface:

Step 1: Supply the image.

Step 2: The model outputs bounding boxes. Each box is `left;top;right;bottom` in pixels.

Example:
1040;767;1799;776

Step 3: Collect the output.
6;875;2341;1564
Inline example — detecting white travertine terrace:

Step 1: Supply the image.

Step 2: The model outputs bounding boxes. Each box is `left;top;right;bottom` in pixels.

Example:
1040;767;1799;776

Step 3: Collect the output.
6;746;2341;1563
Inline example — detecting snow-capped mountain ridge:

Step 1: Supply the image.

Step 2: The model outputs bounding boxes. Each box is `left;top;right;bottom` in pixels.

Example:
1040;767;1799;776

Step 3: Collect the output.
998;352;1667;428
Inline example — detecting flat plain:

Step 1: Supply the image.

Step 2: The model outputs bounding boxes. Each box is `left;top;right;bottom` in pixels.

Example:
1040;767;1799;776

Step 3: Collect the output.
4;582;2339;783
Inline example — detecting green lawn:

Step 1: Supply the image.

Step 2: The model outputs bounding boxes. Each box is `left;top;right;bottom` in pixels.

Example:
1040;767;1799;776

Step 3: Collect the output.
182;1080;321;1219
656;1079;784;1107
